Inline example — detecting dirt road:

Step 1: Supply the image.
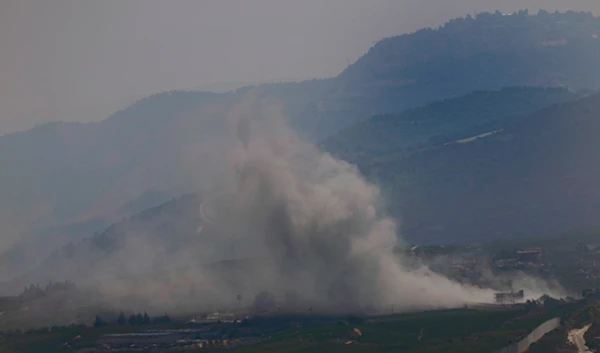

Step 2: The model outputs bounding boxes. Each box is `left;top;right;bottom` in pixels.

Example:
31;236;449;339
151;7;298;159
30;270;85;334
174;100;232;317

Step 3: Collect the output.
568;324;592;353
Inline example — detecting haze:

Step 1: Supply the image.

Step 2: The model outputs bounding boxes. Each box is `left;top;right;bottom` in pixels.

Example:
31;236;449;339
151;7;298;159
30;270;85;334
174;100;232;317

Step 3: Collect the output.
1;0;599;134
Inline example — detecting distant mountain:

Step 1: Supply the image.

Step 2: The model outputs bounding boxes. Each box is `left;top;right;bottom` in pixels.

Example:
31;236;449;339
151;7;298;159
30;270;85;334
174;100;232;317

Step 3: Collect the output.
10;88;597;289
0;79;332;272
4;10;600;240
3;10;600;279
302;10;600;138
322;87;582;167
0;219;109;282
3;194;263;295
0;189;173;282
361;92;600;243
10;92;600;292
3;195;198;291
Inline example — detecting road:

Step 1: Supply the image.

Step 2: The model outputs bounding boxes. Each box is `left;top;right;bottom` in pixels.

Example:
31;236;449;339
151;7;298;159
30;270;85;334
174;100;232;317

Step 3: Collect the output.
568;324;592;353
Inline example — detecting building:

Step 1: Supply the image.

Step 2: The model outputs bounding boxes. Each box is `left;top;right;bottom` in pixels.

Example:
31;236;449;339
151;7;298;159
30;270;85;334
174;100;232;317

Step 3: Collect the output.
495;290;524;304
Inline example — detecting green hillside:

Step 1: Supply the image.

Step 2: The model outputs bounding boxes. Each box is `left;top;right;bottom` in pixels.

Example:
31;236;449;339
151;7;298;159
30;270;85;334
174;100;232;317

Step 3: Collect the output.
322;87;581;166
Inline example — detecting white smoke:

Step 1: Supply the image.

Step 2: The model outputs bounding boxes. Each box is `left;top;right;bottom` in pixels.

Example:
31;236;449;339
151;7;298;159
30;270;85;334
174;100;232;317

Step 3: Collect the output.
191;89;500;311
3;89;569;324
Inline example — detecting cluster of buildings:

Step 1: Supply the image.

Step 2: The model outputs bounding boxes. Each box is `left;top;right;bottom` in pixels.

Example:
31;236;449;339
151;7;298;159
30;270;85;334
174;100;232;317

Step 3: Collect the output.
94;328;261;351
97;329;217;350
494;290;525;304
187;312;240;324
494;248;544;269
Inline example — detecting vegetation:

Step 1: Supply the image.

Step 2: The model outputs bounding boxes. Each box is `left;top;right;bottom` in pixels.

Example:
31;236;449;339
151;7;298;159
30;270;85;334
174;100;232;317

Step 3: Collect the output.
584;319;600;351
340;91;600;244
18;281;77;300
225;308;564;353
95;311;170;327
321;10;600;123
0;289;595;353
323;86;580;165
527;325;576;353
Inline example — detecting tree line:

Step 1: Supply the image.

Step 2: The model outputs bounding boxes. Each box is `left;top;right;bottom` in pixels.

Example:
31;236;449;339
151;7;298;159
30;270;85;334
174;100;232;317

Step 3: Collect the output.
94;312;171;327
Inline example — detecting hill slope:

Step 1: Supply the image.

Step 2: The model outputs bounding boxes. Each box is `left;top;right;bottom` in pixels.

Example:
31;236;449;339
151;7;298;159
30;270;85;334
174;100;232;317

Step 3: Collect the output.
0;79;333;277
3;11;600;241
303;10;600;137
4;194;250;293
13;90;600;290
364;92;600;243
322;87;582;166
3;11;600;274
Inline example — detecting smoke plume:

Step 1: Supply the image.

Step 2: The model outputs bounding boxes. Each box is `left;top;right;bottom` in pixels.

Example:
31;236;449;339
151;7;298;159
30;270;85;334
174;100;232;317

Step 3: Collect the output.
191;89;500;311
2;90;569;326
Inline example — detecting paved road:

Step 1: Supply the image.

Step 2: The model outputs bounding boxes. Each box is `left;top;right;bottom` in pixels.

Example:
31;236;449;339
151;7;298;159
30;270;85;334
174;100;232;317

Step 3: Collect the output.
568;324;592;353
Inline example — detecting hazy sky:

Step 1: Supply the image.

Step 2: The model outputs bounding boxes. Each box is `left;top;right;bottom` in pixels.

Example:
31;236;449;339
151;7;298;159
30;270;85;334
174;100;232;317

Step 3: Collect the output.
1;0;599;134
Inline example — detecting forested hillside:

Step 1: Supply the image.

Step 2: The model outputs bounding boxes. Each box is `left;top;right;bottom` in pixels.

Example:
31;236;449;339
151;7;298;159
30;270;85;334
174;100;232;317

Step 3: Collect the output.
322;87;582;166
369;92;600;243
303;10;600;138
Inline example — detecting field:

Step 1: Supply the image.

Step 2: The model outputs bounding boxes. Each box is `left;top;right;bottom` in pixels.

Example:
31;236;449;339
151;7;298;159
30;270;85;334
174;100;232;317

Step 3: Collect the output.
228;306;575;353
0;304;578;353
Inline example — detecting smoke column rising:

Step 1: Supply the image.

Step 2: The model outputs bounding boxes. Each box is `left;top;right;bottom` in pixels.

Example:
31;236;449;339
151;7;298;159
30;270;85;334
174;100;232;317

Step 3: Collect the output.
196;89;498;311
3;89;567;322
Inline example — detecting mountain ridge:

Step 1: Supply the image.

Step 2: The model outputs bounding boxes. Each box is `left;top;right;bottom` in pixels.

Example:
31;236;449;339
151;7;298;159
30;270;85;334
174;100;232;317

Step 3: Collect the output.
9;89;600;291
373;91;600;243
2;11;600;281
301;10;600;138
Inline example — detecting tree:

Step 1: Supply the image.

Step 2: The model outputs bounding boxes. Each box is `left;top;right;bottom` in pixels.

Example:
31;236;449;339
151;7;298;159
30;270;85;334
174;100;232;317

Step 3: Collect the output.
539;294;561;309
143;312;150;325
117;312;126;326
94;315;108;327
153;313;171;325
128;314;136;326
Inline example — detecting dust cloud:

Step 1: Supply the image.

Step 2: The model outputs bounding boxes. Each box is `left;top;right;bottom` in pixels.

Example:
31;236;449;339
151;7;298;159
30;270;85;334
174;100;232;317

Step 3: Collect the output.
183;89;501;311
8;89;566;318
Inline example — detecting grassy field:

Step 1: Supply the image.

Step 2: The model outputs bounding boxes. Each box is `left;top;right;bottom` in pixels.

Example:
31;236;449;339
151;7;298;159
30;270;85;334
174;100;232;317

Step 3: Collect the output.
221;308;538;353
0;303;583;353
0;323;184;353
